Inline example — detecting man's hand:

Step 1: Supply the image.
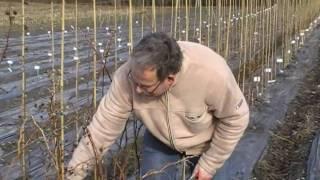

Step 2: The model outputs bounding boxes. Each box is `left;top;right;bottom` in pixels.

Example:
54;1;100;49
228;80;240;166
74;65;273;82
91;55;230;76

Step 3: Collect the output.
190;164;213;180
65;166;87;180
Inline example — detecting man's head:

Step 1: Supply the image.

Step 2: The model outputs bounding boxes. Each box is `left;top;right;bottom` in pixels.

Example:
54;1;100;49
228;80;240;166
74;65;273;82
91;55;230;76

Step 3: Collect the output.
129;32;183;96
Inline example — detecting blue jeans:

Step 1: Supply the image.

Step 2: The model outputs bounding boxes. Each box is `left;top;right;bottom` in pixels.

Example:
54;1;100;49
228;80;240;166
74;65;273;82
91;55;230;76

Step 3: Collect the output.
141;130;199;180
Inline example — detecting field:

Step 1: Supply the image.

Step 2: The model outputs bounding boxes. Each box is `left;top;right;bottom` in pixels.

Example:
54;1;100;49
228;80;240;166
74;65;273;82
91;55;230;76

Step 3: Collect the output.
0;0;320;179
254;39;320;179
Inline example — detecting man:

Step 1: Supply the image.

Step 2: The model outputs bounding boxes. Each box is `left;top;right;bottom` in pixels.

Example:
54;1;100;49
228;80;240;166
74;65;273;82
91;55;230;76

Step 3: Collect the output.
67;32;249;180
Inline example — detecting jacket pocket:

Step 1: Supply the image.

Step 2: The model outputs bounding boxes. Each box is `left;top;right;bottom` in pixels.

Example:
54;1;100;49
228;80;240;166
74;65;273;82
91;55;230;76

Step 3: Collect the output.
185;111;205;122
178;107;212;133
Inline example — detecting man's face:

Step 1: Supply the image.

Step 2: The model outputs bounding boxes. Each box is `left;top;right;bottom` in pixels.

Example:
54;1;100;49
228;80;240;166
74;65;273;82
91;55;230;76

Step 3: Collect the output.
128;63;175;97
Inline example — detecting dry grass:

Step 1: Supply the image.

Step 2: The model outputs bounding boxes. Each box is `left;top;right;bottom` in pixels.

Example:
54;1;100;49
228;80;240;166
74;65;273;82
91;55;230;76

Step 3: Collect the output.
0;1;145;36
0;2;130;26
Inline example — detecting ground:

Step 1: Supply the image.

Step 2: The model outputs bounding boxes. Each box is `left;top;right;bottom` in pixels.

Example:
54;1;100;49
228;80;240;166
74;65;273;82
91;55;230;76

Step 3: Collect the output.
253;47;320;179
1;1;320;179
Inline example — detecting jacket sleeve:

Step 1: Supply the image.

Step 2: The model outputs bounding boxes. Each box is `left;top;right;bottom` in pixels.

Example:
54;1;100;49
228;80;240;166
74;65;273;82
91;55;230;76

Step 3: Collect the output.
198;64;250;176
66;67;132;179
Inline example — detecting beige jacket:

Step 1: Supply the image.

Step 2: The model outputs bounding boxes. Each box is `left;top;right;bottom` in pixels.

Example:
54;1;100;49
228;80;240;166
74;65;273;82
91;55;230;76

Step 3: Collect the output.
67;41;249;179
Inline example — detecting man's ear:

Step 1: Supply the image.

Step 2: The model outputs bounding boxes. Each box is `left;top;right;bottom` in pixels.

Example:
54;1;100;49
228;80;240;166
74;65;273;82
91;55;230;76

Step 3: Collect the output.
167;74;176;84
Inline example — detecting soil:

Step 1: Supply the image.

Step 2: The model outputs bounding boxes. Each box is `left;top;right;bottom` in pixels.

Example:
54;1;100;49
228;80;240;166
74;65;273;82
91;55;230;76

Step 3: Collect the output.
253;46;320;179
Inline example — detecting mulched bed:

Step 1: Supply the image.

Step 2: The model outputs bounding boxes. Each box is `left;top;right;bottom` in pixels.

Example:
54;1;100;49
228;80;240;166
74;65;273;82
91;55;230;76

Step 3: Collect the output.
253;49;320;180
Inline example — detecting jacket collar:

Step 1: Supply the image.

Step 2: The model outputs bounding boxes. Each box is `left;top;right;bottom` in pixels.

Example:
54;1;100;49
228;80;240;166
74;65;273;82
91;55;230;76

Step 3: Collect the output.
170;48;190;90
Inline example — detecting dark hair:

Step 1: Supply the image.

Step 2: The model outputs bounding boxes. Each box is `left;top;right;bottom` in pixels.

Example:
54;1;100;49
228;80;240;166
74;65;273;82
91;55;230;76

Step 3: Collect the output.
131;32;183;81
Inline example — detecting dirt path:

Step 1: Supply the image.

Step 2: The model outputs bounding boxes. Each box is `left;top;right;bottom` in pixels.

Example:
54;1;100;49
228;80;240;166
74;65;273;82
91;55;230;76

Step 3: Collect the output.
253;42;320;179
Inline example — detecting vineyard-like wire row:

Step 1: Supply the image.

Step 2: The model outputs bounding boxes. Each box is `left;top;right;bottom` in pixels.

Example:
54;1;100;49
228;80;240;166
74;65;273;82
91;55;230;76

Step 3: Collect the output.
0;0;320;179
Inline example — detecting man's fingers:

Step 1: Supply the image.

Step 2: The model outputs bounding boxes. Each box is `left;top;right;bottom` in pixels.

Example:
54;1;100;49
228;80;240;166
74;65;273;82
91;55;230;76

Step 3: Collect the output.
197;167;213;180
189;165;199;180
